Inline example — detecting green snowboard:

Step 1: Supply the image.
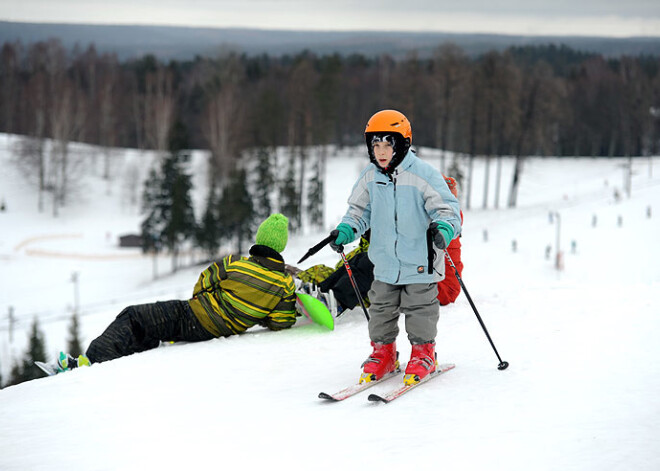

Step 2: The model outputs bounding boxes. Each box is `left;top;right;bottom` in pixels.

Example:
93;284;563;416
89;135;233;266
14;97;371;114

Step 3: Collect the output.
296;293;334;330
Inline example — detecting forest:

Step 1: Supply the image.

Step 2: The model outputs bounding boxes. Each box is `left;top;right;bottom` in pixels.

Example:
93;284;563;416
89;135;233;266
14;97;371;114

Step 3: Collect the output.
2;39;659;161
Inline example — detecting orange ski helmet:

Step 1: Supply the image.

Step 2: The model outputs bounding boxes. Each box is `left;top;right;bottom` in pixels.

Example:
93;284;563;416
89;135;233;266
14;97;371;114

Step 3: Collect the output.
364;109;412;142
364;109;412;173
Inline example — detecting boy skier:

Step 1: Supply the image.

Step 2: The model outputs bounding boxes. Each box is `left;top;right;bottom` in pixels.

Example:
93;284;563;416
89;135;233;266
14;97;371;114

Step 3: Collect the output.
331;109;461;385
45;213;296;373
297;175;464;311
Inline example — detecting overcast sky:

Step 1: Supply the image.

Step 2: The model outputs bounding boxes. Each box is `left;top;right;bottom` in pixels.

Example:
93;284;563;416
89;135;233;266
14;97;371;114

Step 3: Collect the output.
2;0;659;37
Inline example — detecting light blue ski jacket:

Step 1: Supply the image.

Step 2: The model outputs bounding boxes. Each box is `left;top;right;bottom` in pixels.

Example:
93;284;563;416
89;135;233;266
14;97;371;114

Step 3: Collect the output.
341;150;461;285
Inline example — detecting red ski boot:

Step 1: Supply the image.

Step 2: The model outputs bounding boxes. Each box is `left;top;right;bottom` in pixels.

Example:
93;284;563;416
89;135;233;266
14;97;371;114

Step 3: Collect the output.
404;343;437;385
359;342;399;384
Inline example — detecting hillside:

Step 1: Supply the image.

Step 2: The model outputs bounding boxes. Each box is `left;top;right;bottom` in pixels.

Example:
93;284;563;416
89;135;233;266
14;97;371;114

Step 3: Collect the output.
1;134;659;469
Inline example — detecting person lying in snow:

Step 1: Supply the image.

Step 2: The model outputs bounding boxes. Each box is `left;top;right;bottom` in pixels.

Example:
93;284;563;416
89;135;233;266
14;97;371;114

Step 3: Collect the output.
43;213;297;374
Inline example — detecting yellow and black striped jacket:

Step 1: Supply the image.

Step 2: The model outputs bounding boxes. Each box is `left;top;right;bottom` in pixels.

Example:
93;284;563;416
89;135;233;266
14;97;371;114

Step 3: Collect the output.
188;245;296;337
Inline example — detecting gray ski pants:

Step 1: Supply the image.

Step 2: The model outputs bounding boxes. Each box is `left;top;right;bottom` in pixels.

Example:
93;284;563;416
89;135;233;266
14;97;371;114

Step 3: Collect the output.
367;280;439;345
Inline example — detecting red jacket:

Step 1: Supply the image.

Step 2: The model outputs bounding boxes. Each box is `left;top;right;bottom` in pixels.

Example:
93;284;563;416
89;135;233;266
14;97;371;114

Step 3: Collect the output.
437;209;463;305
437;235;462;305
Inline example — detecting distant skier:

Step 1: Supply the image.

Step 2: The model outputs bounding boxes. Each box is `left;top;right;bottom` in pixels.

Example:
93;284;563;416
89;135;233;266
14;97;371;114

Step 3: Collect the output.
41;213;296;374
330;109;462;386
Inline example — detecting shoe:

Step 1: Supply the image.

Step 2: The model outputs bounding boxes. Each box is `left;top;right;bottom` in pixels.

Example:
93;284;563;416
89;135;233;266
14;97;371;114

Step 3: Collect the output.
298;281;313;294
293;277;304;291
56;352;91;372
404;343;437;385
77;355;91;367
359;342;399;383
316;289;338;317
57;352;75;373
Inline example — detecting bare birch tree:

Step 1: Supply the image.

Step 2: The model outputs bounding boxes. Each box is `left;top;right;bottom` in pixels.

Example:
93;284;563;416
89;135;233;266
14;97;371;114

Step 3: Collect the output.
464;65;486;211
201;56;245;190
47;40;87;215
508;62;561;208
287;57;318;231
430;44;468;173
480;51;520;209
144;65;175;154
24;43;50;212
97;54;120;181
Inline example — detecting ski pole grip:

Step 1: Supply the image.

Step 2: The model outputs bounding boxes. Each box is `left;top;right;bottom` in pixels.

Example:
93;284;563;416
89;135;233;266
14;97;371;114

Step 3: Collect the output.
329;229;344;253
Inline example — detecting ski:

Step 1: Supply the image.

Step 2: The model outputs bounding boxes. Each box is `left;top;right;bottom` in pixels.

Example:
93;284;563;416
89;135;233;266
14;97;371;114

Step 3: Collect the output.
318;368;401;401
367;363;455;404
35;361;58;377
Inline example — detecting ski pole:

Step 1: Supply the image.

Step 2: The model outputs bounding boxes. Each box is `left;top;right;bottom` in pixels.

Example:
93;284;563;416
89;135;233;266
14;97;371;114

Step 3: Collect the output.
442;250;509;370
297;230;370;321
326;229;370;321
297;233;336;264
337;249;370;321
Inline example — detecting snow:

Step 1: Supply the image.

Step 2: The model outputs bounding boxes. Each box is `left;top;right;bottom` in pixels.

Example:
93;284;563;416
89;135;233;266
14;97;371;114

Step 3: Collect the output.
1;133;659;470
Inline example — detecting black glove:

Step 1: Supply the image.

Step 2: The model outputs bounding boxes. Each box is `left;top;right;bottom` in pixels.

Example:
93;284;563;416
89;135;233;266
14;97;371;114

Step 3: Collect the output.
429;222;453;250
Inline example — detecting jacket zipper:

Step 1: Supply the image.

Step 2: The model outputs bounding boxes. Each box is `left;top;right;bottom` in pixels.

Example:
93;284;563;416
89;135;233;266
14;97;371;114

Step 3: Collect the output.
392;172;401;284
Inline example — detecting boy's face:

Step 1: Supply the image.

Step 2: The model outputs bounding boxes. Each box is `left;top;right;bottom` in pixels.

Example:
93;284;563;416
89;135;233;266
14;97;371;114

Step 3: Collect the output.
372;140;394;169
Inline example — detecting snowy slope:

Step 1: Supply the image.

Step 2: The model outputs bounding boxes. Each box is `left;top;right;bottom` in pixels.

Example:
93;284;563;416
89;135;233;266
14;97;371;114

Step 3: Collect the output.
1;134;659;470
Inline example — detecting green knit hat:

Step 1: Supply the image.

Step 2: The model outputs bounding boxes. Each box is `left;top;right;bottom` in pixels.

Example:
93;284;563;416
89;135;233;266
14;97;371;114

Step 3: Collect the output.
255;213;289;253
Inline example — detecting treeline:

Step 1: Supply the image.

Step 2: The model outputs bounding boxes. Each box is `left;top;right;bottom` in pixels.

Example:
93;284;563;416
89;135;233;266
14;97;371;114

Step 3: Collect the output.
1;39;659;212
2;39;659;160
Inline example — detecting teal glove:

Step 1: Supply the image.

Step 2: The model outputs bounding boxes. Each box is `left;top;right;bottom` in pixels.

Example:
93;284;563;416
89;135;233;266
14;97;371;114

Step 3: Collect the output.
330;223;355;252
430;221;454;250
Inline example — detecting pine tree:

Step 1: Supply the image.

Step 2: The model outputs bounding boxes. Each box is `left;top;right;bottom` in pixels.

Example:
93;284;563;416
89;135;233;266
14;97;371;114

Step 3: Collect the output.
196;186;223;260
306;156;324;229
9;318;49;384
8;361;23;387
252;147;274;221
140;120;197;271
217;168;255;254
23;317;48;381
66;313;83;358
166;153;197;269
280;155;300;232
140;167;162;254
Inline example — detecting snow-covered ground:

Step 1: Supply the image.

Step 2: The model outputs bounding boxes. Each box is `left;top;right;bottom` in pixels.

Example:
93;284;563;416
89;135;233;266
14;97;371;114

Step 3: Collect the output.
1;133;659;470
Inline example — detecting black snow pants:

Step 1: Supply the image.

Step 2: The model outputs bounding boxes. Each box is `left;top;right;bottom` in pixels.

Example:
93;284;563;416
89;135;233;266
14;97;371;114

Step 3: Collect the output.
85;300;216;363
319;252;374;310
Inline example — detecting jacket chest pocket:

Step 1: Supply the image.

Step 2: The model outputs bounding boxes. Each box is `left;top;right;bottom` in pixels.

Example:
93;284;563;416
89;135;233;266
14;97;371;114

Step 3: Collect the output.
395;188;427;238
371;182;395;220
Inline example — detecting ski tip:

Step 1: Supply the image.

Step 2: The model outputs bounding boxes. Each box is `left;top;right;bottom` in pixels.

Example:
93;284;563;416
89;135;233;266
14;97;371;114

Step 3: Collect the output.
34;361;57;377
318;392;338;401
367;393;388;403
